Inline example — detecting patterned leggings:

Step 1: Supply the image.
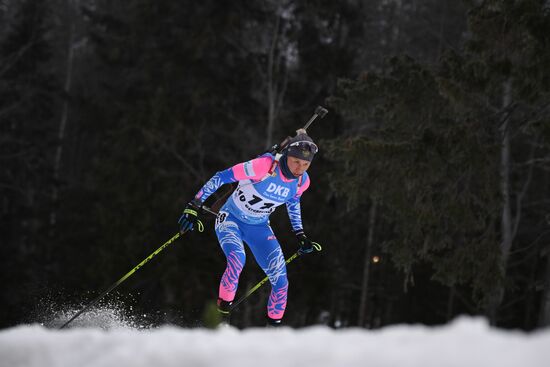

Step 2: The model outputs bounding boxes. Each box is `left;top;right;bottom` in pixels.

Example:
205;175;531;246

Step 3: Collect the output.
215;210;288;320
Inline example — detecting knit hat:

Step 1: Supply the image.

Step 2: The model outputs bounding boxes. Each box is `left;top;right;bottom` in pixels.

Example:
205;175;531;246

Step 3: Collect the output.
284;133;318;162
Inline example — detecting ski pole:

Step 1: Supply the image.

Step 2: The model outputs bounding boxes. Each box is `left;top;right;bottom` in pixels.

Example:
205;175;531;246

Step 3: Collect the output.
229;242;322;313
58;222;205;329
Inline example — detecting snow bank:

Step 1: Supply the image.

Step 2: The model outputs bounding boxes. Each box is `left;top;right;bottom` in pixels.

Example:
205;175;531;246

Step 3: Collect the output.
1;317;549;367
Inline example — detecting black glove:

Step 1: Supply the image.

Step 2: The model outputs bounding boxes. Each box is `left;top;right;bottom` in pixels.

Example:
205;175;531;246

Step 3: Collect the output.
295;230;314;255
178;199;203;233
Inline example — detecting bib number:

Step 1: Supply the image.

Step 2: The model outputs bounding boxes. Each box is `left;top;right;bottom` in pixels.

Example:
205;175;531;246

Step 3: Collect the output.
216;211;228;226
234;189;277;214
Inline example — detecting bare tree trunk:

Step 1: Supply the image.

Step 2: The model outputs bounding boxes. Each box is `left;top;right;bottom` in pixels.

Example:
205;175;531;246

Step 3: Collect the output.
488;80;513;324
266;15;280;149
539;169;550;327
391;0;403;55
436;0;447;61
539;246;550;327
500;80;513;266
358;199;377;327
446;285;455;321
50;0;78;228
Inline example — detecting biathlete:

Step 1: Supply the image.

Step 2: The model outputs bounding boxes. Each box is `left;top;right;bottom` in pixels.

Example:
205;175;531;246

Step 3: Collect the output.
178;132;319;326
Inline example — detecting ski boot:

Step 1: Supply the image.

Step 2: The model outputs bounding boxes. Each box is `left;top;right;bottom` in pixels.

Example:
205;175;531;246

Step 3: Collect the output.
217;298;233;326
266;316;283;328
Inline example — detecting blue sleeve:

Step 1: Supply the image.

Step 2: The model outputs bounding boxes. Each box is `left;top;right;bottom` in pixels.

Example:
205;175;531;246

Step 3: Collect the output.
285;172;310;233
286;196;304;233
194;167;237;203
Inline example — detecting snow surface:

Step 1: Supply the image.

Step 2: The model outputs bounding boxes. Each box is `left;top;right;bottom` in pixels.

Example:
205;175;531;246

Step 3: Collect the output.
1;317;549;367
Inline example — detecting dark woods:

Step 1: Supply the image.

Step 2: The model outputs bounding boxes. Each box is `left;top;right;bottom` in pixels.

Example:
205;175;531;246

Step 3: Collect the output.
1;0;549;330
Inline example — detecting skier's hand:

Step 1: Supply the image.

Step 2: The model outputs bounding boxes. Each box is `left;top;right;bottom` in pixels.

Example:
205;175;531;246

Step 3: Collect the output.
295;231;314;255
178;199;204;234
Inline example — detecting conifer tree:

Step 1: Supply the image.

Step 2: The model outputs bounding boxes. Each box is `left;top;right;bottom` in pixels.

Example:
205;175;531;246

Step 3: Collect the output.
325;0;550;327
0;0;57;326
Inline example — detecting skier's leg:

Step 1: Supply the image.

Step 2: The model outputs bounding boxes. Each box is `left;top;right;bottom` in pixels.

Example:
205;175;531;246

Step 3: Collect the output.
215;211;246;304
243;224;288;321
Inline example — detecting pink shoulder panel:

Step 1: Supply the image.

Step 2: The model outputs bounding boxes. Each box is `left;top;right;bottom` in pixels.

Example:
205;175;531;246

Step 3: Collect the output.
232;156;273;181
296;175;311;197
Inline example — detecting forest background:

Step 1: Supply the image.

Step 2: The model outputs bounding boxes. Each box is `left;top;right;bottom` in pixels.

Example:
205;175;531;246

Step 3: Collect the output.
1;0;550;330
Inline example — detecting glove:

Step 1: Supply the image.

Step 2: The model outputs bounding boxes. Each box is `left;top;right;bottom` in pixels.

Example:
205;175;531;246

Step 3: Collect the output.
178;199;204;233
295;230;314;255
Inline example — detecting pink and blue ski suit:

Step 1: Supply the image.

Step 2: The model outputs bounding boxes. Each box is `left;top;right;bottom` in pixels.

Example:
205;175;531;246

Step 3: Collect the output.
194;153;310;320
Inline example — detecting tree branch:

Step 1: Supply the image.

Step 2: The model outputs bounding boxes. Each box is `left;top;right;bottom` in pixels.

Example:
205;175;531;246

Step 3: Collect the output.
512;142;536;240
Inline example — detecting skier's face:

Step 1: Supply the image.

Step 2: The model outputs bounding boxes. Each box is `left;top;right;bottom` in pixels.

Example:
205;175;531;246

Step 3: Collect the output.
287;156;311;177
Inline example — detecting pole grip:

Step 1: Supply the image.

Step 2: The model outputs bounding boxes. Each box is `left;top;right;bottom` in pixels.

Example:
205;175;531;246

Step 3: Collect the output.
302;105;328;131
